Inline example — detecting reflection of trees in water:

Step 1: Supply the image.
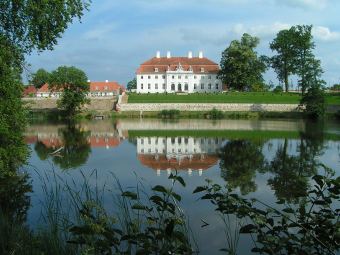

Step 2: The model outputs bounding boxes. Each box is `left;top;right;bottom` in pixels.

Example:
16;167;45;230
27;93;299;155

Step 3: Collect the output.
219;140;265;195
219;122;326;201
267;121;325;203
34;125;91;170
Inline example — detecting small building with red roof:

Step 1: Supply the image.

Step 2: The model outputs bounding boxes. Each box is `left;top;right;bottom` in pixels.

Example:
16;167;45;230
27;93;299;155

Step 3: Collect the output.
36;81;124;98
136;51;223;93
23;85;37;97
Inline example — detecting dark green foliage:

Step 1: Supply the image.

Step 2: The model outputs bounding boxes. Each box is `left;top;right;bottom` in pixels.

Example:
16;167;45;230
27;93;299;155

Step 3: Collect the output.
49;66;90;118
273;85;283;93
127;78;137;90
0;0;90;53
0;36;28;177
68;173;194;254
158;109;180;119
30;68;50;88
219;33;267;91
205;108;223;119
194;169;340;255
301;86;326;119
330;84;340;91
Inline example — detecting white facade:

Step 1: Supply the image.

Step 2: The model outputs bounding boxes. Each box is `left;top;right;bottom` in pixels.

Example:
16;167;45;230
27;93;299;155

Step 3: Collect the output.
136;51;223;93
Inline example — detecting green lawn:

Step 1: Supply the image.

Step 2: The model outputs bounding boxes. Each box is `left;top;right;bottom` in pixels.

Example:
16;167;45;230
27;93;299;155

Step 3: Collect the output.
128;92;340;105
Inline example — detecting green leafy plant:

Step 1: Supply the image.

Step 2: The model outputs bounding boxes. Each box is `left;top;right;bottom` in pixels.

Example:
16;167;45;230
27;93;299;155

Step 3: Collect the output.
194;168;340;255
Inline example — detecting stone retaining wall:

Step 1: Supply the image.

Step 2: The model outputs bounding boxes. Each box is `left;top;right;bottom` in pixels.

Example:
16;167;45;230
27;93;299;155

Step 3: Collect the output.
119;103;302;112
23;98;116;111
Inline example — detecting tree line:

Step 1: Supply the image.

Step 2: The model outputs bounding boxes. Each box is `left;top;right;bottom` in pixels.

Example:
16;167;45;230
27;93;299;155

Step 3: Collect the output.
218;25;324;94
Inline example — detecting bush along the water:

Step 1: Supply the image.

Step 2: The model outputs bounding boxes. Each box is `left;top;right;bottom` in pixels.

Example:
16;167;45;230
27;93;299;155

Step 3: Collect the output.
68;173;194;254
301;86;326;119
158;109;180;119
205;108;224;119
193;167;340;255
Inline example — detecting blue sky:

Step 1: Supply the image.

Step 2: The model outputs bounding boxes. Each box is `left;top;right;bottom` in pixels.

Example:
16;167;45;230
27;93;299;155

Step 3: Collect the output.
25;0;340;87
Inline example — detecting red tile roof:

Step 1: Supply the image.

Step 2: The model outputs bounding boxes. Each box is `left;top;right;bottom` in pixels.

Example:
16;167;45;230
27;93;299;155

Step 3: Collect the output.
23;85;37;96
137;57;220;74
37;83;50;93
36;81;124;93
90;81;123;92
138;154;218;171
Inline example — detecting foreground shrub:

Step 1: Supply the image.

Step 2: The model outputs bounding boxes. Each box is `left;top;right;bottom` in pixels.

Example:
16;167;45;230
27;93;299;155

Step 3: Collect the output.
194;167;340;254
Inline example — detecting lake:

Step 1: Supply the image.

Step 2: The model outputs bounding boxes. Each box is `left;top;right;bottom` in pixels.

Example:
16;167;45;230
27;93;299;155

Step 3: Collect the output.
23;118;340;254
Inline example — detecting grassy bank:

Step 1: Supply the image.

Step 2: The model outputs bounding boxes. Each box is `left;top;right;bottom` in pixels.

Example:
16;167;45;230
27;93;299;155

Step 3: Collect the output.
128;92;340;105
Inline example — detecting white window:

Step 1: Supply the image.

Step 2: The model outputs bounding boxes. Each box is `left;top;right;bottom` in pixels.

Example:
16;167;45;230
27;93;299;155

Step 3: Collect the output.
201;83;204;89
155;68;159;72
194;75;197;79
95;86;98;90
171;84;175;90
185;75;188;79
162;75;165;79
215;83;219;89
141;84;143;89
184;83;188;90
163;83;165;89
208;84;212;89
148;75;151;79
172;75;175;79
178;75;181;79
194;84;197;89
208;75;211;79
148;84;151;89
155;75;158;79
201;67;204;72
155;83;158;89
104;86;108;90
141;76;144;79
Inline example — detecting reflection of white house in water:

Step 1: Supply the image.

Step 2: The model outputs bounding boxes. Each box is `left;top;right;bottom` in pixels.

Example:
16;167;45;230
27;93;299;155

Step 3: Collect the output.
137;137;223;176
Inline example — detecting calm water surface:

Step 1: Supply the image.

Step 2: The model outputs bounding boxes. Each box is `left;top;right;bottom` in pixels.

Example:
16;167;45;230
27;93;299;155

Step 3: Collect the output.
24;118;340;254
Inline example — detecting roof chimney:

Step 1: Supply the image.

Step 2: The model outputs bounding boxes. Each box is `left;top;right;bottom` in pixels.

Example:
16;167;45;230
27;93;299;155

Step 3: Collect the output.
198;51;203;59
105;80;108;83
166;51;171;58
188;51;193;59
156;51;160;58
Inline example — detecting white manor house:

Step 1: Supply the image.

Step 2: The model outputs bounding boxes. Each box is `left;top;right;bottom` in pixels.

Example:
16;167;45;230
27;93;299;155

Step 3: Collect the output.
136;51;224;93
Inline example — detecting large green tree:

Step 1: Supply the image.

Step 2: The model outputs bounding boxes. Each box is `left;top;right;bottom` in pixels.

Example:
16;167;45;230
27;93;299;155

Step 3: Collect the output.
0;2;89;253
30;68;50;88
49;66;90;118
270;25;325;94
219;33;267;91
270;29;298;92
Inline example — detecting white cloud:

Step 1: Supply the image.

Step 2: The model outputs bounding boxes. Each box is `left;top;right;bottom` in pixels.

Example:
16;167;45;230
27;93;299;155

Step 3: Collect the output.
313;26;340;41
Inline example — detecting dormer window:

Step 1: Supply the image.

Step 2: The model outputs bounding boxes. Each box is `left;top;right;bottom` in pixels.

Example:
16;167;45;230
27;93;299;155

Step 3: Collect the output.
200;67;204;73
95;86;98;90
104;86;108;90
155;68;159;72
